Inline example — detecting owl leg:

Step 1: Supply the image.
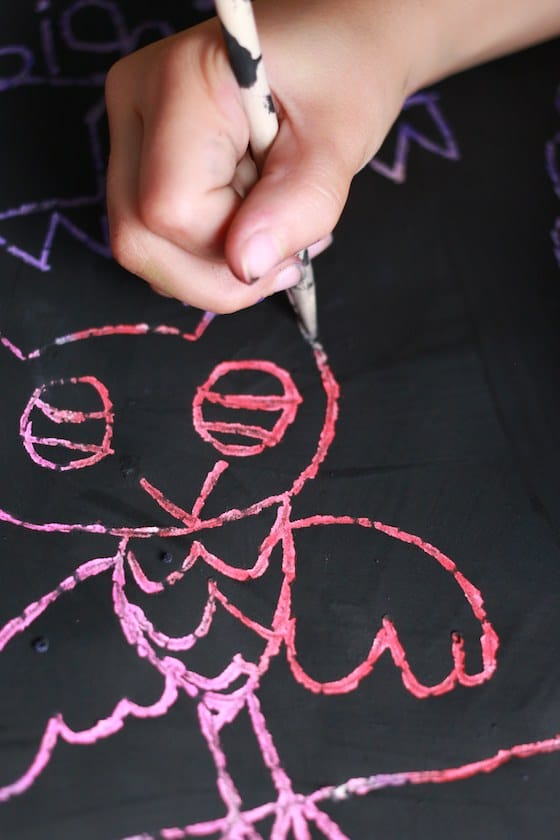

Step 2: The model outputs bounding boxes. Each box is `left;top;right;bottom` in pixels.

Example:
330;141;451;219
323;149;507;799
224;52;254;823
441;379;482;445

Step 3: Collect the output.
197;697;265;839
244;690;350;840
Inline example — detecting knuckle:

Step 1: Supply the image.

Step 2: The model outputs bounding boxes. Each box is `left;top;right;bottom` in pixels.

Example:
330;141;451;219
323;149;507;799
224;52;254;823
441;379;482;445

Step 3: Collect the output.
137;187;202;249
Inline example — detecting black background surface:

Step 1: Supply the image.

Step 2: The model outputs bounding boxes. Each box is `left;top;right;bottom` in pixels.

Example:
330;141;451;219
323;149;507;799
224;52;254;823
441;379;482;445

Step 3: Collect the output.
0;2;560;838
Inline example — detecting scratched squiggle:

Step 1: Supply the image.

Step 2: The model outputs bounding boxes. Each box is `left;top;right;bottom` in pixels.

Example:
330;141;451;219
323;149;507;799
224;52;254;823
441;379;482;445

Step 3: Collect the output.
545;83;560;267
370;91;460;184
0;0;173;271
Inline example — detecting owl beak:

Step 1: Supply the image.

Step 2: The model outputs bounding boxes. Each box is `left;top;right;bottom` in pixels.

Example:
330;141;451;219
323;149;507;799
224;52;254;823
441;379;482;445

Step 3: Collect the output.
138;459;230;528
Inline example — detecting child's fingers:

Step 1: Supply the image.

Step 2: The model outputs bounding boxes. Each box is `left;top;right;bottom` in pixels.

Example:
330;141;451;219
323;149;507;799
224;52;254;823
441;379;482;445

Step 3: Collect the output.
225;118;351;283
105;22;336;313
105;100;301;313
137;38;250;260
105;33;263;312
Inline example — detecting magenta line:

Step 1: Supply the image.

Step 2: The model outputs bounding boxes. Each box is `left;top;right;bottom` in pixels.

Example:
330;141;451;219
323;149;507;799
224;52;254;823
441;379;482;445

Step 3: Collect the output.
141;733;560;839
193;360;303;457
286;516;497;698
20;376;114;471
317;733;560;801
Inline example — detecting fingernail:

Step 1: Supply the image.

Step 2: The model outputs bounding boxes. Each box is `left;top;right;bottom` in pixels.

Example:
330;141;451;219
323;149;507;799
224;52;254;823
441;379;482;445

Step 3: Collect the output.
308;233;334;260
272;262;304;293
241;231;284;283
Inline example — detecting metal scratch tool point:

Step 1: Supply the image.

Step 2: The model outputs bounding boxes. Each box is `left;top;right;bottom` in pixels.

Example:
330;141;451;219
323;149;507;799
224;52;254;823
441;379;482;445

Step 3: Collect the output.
215;0;319;343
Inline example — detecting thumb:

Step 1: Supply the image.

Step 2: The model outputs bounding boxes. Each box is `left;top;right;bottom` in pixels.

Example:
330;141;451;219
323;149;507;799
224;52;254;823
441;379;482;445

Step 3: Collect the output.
225;120;351;283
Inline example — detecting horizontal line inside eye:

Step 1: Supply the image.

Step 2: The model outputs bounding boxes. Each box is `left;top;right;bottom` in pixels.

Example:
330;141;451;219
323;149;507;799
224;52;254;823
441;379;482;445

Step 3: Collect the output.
33;398;109;423
198;404;281;433
202;391;300;411
200;422;272;445
23;439;113;471
23;413;111;448
26;435;106;453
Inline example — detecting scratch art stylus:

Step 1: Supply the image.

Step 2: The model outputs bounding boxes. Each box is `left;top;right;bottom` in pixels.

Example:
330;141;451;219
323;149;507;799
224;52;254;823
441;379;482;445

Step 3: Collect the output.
214;0;319;342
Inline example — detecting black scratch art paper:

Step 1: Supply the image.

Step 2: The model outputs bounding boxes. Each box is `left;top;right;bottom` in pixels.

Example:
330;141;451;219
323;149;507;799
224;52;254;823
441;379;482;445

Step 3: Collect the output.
1;2;560;838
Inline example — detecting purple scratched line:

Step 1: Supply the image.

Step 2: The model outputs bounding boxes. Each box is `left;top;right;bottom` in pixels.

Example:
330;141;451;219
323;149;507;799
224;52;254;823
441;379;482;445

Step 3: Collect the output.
0;95;108;269
1;0;175;92
59;2;173;57
60;0;130;55
0;48;105;91
546;132;560;199
0;191;108;271
370;91;460;184
5;212;111;271
0;45;34;91
545;86;560;268
0;194;102;223
0;4;175;270
39;15;59;76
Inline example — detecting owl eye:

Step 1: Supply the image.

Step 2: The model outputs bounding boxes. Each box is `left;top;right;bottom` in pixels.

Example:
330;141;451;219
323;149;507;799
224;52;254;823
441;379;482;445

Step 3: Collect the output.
20;376;114;471
192;360;302;457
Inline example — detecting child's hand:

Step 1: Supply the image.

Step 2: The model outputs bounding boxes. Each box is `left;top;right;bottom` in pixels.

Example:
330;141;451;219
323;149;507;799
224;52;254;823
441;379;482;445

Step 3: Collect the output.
104;1;413;312
105;0;560;313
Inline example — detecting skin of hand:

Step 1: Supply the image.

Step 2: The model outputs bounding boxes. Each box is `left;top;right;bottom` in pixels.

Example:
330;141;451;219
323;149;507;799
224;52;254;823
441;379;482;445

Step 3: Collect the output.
105;0;560;314
105;0;414;312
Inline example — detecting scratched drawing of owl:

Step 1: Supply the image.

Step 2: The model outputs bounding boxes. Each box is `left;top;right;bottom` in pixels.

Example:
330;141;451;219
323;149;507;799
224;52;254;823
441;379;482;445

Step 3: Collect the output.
0;300;498;839
0;2;498;836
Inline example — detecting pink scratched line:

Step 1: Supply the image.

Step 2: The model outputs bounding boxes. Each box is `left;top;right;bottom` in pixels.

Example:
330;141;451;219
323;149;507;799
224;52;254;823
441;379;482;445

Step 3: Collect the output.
148;735;560;840
285;517;498;698
193;360;303;457
2;318;557;836
0;314;215;362
0;326;488;821
20;375;114;471
0;325;509;837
